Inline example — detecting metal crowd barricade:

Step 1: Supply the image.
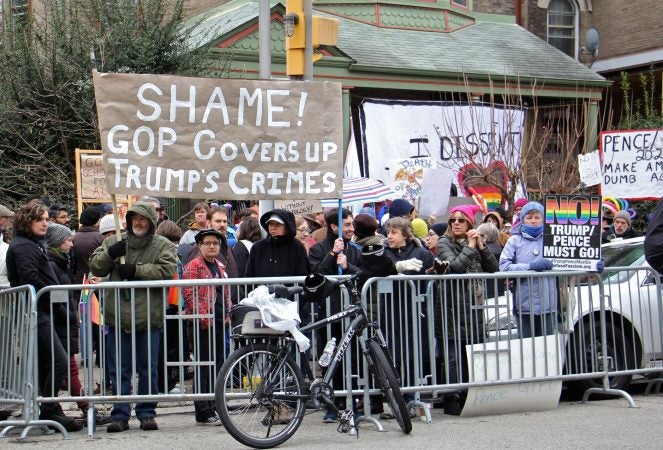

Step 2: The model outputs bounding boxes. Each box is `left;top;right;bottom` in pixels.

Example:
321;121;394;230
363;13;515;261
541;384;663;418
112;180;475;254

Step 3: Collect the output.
30;267;662;438
36;277;334;437
360;269;645;418
0;285;71;439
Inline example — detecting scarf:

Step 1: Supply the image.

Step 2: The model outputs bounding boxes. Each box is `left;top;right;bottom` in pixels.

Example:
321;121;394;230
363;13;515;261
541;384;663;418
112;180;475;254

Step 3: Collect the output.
521;224;543;238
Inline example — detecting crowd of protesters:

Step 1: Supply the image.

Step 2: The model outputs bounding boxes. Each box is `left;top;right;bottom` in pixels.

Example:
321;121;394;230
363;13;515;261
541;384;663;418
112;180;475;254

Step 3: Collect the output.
1;192;661;433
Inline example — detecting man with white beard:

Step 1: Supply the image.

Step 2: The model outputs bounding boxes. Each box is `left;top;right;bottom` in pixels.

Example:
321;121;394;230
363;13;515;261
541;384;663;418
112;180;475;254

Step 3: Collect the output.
90;202;177;433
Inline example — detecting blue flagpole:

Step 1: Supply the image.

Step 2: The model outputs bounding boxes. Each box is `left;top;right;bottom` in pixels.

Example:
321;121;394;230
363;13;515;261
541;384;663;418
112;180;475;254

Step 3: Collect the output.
338;198;343;275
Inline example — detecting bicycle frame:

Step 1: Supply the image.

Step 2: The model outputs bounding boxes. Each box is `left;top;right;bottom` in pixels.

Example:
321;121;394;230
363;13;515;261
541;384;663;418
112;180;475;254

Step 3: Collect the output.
237;278;388;404
299;302;369;387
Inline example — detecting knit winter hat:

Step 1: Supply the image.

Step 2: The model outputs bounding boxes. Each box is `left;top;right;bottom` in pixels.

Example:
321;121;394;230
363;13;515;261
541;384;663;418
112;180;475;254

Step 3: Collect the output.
411;218;428;239
353;213;379;239
514;198;529;209
520;201;545;222
448;204;481;225
99;215;116;235
46;223;73;247
0;204;14;217
430;223;447;236
613;210;632;227
79;206;101;226
389;198;414;218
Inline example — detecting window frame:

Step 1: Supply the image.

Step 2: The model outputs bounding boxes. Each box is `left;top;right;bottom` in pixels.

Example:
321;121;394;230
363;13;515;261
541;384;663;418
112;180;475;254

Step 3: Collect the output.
546;0;579;59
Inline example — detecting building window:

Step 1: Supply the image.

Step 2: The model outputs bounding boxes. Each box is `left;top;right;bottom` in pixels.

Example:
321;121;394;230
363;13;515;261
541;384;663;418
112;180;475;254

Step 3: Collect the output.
547;0;577;58
452;0;468;7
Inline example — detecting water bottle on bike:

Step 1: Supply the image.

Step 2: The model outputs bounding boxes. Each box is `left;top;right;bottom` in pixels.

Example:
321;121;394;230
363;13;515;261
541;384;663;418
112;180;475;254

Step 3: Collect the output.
318;338;337;367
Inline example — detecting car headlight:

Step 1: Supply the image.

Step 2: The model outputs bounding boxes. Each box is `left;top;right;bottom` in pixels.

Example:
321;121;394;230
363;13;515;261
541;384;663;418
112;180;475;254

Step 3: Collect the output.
487;313;516;332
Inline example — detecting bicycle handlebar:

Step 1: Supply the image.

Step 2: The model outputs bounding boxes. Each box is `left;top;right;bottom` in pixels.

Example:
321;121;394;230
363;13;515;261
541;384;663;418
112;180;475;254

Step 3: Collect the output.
268;284;304;298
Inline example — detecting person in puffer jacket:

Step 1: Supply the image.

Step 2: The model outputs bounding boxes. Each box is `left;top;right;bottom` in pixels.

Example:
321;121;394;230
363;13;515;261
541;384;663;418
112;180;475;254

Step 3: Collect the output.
499;201;557;339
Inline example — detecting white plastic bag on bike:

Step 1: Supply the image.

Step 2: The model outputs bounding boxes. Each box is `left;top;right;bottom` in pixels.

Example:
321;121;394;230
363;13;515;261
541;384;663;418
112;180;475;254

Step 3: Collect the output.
240;285;310;352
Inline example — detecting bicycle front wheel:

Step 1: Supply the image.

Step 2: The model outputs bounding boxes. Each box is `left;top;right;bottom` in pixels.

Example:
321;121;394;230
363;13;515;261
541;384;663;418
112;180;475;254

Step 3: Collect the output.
215;343;306;449
367;340;412;434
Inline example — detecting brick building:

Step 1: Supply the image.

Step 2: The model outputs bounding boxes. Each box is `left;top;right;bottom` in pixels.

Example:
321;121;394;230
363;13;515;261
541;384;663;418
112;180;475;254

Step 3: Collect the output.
473;0;663;126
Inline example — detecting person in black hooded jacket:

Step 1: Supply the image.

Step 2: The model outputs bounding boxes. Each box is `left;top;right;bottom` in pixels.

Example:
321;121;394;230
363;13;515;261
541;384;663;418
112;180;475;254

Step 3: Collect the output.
244;209;309;278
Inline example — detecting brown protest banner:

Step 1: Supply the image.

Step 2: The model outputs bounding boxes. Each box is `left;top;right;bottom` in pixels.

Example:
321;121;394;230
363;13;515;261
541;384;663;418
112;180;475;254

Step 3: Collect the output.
93;72;343;200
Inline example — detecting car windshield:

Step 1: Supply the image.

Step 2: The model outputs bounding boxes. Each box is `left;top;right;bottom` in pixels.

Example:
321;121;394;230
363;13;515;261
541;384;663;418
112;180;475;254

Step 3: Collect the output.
601;240;645;281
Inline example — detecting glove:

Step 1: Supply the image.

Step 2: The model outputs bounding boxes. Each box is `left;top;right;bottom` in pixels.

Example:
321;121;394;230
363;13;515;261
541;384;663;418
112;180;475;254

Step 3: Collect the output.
595;259;605;273
118;263;136;280
426;258;449;275
107;240;127;259
395;258;423;273
529;258;553;272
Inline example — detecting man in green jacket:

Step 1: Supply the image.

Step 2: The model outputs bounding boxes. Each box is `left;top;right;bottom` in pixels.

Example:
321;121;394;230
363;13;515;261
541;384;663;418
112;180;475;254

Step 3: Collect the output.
90;201;177;433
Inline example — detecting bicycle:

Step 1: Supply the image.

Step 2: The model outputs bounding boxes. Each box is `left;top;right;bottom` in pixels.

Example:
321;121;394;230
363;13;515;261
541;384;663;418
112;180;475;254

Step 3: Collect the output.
214;272;413;449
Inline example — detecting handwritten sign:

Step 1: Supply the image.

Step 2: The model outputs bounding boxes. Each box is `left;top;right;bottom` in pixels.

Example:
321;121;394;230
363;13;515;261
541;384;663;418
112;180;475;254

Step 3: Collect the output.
600;129;663;199
75;149;130;202
93;72;343;199
462;335;563;416
578;150;602;187
543;194;602;271
274;199;321;216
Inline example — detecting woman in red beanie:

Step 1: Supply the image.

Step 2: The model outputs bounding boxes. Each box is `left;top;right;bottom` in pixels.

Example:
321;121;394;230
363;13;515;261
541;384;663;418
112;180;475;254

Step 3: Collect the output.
435;204;499;415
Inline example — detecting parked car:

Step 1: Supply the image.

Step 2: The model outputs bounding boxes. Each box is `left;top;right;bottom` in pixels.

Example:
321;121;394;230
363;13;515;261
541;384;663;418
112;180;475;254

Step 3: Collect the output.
485;236;662;393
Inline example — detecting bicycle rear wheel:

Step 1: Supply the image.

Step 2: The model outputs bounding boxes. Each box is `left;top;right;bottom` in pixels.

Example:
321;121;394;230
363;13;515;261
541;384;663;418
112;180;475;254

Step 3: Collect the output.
367;340;412;434
215;343;306;449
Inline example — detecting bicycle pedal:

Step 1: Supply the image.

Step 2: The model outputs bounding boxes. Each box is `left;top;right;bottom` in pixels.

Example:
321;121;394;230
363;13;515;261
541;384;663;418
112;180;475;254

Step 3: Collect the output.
339;409;354;422
336;410;358;436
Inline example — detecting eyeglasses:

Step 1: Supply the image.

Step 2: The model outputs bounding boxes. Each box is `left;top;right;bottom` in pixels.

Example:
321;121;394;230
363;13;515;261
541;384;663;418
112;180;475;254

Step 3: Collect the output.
199;241;220;247
297;227;311;233
449;217;467;224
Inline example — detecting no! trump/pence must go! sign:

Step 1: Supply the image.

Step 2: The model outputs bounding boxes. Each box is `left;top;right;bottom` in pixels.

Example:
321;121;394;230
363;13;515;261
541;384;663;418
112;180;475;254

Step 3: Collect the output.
93;72;343;200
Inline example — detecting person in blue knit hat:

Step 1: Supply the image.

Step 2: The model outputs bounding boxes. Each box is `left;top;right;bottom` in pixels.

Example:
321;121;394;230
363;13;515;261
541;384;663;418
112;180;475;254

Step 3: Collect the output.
499;201;557;339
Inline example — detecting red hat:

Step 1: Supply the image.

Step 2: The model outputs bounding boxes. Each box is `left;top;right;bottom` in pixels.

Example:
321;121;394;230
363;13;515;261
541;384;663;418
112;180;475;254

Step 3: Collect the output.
514;198;528;209
448;204;481;225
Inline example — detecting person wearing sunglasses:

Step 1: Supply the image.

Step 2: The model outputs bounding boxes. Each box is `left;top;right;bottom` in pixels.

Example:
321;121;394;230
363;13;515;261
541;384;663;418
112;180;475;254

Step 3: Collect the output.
435;204;499;416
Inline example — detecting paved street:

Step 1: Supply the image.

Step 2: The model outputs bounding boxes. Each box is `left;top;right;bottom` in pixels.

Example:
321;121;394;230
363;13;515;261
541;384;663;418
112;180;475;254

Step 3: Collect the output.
4;387;663;449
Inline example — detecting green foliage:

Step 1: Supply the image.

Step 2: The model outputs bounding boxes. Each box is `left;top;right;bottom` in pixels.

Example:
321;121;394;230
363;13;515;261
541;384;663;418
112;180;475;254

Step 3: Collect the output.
617;68;663;130
0;0;216;209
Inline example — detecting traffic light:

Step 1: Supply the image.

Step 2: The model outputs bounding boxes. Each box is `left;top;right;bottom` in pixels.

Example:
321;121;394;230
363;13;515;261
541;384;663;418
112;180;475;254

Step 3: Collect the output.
285;0;305;76
312;16;339;62
285;0;339;76
312;16;339;48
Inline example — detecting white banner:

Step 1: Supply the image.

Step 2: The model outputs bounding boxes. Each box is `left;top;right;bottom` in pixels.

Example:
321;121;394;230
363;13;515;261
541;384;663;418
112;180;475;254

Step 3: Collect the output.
600;129;663;199
359;100;525;203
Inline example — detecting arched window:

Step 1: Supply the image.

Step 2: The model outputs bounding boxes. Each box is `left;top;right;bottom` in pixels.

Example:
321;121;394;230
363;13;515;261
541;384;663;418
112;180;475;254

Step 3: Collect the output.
547;0;578;58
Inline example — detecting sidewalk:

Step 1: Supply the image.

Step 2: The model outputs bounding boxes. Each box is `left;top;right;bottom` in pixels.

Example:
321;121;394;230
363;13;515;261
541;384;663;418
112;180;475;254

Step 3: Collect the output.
4;391;663;448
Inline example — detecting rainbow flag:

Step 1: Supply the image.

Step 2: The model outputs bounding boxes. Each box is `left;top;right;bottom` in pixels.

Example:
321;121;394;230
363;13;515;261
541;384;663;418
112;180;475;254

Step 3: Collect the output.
80;275;103;326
